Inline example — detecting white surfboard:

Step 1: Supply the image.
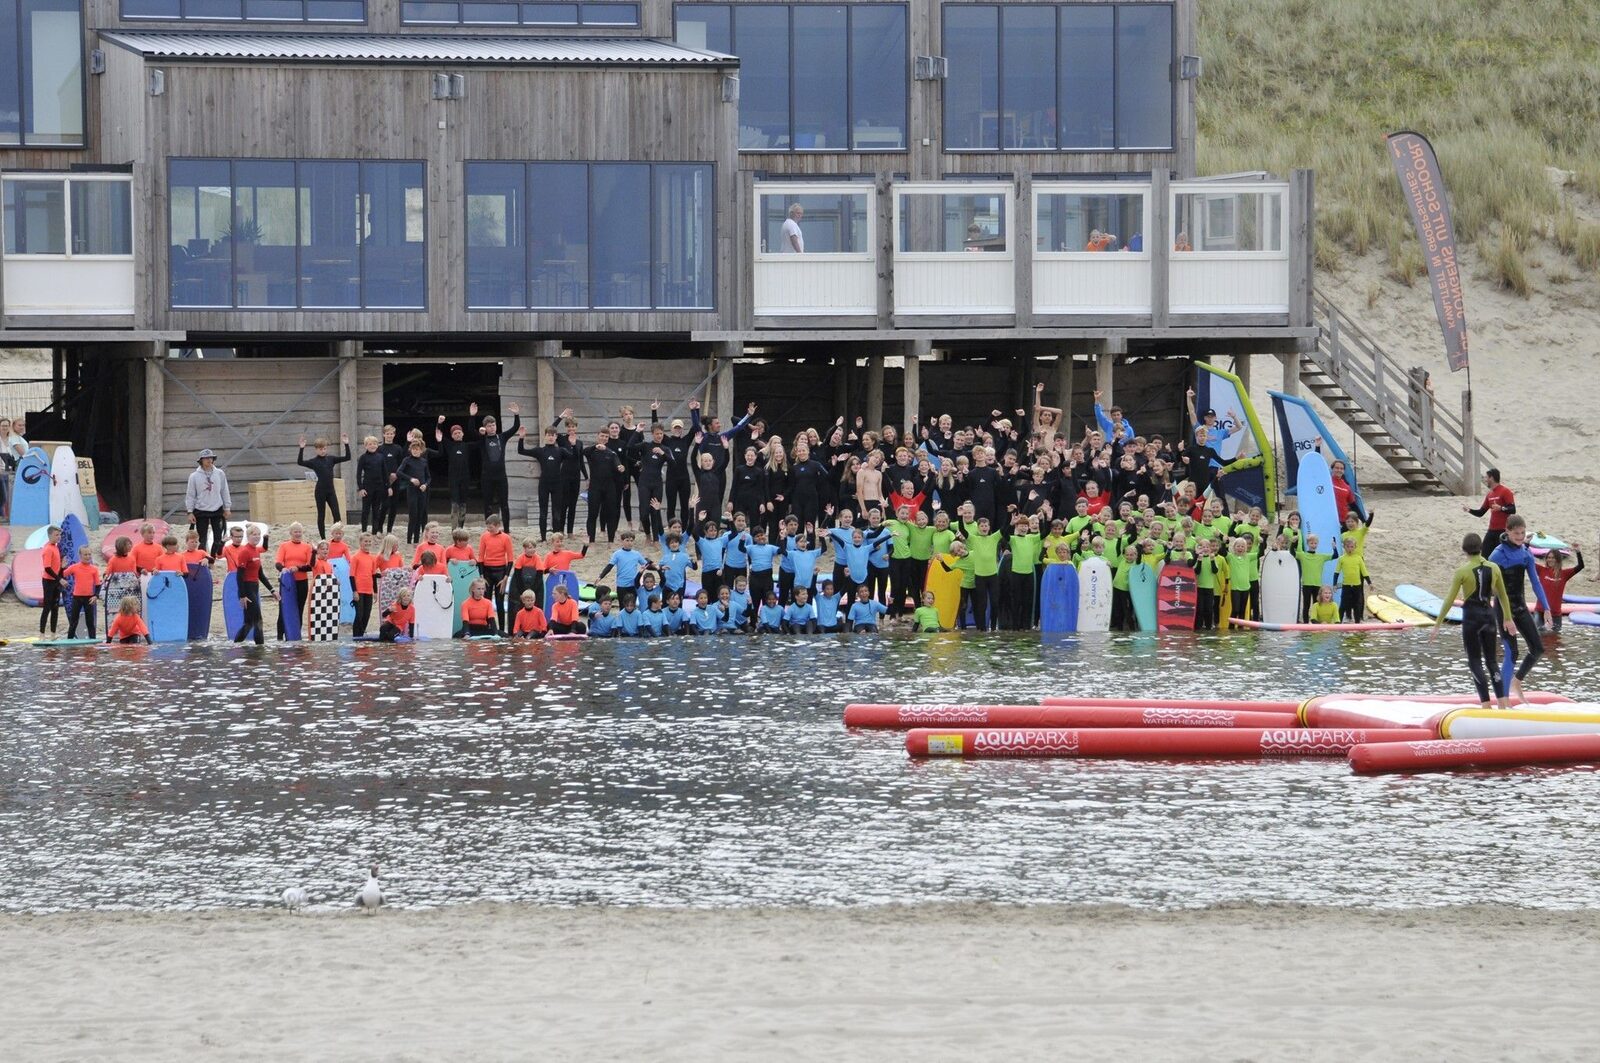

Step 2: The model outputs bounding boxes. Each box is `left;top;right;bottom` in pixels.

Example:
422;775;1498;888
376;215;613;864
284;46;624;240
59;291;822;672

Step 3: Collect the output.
49;445;90;526
1259;550;1300;625
1076;557;1113;632
412;574;455;640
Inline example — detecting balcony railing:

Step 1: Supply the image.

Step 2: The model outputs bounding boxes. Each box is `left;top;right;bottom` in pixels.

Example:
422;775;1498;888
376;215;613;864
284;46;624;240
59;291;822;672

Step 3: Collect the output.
2;173;136;320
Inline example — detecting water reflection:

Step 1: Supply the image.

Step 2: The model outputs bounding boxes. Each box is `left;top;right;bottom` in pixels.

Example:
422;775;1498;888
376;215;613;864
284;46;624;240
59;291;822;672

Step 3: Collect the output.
1;632;1597;912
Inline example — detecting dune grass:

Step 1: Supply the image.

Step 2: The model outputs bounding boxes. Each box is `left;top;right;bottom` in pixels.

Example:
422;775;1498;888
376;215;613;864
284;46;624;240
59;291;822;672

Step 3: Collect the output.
1196;0;1600;291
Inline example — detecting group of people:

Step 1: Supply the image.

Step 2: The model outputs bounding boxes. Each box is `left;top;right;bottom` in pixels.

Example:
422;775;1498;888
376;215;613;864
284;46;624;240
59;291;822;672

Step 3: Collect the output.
0;416;29;523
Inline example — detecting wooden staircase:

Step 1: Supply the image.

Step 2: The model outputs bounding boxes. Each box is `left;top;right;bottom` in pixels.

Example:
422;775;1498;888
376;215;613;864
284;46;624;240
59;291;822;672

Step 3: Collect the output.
1300;291;1494;495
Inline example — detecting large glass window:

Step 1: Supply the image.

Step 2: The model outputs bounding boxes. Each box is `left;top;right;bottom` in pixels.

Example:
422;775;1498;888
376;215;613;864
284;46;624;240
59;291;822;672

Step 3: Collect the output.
121;0;366;20
168;159;427;311
944;4;1173;152
1173;190;1284;253
399;0;633;24
1;0;83;147
757;190;871;255
676;4;908;152
3;179;65;254
465;161;714;312
70;180;134;255
1035;190;1145;253
5;176;134;256
897;191;1008;254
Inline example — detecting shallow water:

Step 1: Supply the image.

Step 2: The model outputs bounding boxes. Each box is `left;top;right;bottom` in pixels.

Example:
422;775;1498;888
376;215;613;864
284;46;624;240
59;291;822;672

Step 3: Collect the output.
2;631;1598;913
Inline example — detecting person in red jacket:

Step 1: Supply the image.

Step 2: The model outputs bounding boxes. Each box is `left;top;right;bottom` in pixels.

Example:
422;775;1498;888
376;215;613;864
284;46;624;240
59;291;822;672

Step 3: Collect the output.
107;596;152;644
511;589;548;639
38;525;63;636
63;545;101;639
1463;467;1515;556
1535;545;1584;632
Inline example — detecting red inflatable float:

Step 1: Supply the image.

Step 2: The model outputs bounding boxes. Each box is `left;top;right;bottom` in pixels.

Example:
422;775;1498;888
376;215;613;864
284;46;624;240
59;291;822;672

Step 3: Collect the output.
905;726;1430;760
1349;733;1600;775
845;704;1301;730
1037;695;1303;713
1299;691;1571;729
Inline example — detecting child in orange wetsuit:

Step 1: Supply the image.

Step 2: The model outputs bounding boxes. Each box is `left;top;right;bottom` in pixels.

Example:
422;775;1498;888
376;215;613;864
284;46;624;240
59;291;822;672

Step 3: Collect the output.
545;582;587;635
414;549;446;577
38;525;63;636
273;522;315;640
511;589;548;639
478;514;515;632
304;542;335;632
443;528;476;564
378;533;405;570
180;529;210;568
509;537;545;610
379;589;415;642
412;523;444;568
327;523;351;561
63;545;101;639
153;535;188;573
107;596;152;644
349;533;382;638
130;523;164;574
458;579;498;637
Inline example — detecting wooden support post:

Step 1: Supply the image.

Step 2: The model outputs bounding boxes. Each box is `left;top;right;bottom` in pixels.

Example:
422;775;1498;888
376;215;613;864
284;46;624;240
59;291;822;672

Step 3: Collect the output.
1288;169;1316;328
1056;351;1076;428
1236;353;1252;393
1279;352;1300;398
715;341;737;429
903;340;928;433
866;351;885;430
1150;169;1171;329
1095;339;1121;408
1460;390;1477;494
1014;173;1033;329
876;171;895;329
337;340;360;510
535;340;558;430
143;342;166;519
834;354;852;422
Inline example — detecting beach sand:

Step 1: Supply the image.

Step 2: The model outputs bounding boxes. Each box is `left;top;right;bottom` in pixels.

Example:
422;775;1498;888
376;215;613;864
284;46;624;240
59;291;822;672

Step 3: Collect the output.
2;903;1597;1061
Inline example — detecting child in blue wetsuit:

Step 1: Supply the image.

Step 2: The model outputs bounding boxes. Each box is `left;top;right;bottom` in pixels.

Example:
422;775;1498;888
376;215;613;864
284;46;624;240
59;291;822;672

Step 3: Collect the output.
783;587;819;633
696;521;733;599
723;513;751;586
813;580;844;632
829;525;894;603
728;575;752;622
687;589;722;635
641;594;671;636
717;585;748;632
597;532;647;600
776;516;801;603
656;530;696;598
744;526;781;604
586;596;620;637
615;592;646;636
848;586;889;632
756;592;784;633
663;592;688;634
782;526;825;605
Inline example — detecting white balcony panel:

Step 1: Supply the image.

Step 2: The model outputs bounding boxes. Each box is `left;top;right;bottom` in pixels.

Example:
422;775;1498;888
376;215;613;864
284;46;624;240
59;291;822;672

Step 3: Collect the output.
893;257;1015;315
3;258;135;316
754;257;877;317
1168;255;1289;315
1033;257;1151;315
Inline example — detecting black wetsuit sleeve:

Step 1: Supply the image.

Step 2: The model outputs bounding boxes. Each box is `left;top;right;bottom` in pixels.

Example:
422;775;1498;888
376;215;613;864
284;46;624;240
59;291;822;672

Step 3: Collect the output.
296;447;313;470
333;444;351;466
517;438;536;457
1572;549;1586;578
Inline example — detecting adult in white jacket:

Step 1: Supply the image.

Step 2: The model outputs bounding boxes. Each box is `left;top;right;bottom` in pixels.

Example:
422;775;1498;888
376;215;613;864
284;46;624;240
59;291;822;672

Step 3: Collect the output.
185;448;232;558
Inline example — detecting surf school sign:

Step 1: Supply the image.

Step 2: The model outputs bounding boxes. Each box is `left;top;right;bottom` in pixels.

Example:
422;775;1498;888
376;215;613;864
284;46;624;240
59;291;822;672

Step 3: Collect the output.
1385;130;1468;373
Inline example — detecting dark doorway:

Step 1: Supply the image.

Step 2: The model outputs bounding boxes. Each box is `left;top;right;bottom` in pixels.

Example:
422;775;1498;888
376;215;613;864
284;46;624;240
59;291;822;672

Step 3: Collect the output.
381;361;503;513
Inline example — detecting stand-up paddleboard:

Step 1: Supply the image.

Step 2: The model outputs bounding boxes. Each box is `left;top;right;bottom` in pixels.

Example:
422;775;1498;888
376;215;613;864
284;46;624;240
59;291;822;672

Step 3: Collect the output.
1258;550;1299;625
101;519;170;559
9;447;52;527
0;561;10;597
55;514;89;572
1229;617;1413;632
145;572;188;642
1295;451;1341;585
1395;583;1461;623
33;638;102;649
278;570;302;641
11;549;44;606
307;573;341;641
924;553;964;630
225;520;270;551
1157;563;1197;631
376;567;410;621
1038;564;1080;633
1571;611;1600;627
1076;557;1113;632
1128;563;1158;632
1563;593;1600;605
103;571;140;620
48;445;90;526
1366;594;1434;625
330;557;356;625
221;570;246;640
544;570;580;608
413;574;454;640
449;560;479;636
184;563;214;640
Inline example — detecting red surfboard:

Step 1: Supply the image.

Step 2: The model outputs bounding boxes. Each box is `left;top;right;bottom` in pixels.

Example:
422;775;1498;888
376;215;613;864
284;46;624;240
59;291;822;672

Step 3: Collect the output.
1157;563;1197;631
12;548;44;606
100;518;170;560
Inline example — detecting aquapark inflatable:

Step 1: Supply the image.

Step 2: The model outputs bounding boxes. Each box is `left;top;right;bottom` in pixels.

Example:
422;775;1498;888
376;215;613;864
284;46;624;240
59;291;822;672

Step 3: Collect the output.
1298;692;1570;730
1227;618;1414;633
1350;734;1600;776
845;704;1298;730
1436;706;1600;740
1041;695;1303;712
906;727;1430;759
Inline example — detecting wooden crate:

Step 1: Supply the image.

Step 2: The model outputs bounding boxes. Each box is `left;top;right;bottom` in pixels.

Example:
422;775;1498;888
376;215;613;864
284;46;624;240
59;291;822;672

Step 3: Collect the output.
248;479;318;526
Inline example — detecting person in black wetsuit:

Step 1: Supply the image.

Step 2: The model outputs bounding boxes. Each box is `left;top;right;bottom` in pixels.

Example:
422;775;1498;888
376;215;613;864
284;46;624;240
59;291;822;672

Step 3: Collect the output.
474;402;520;531
582;428;627;543
657;409;694;528
728;446;768;525
297;433;351;540
355;435;391;534
378;424;407;535
612;408;643;529
517;421;569;541
395;439;432;544
692;443;729;526
557;416;584;536
786;439;828;532
630;414;670;541
433;418;473;530
965;444;1001;526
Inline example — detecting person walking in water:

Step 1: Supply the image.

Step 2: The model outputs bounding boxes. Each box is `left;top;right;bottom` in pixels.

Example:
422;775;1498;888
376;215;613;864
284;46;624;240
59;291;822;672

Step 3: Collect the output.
1430;532;1518;710
1488;515;1550;704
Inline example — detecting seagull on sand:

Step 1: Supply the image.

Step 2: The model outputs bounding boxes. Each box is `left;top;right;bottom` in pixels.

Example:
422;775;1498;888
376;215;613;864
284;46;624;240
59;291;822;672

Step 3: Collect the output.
281;886;308;910
355;865;384;912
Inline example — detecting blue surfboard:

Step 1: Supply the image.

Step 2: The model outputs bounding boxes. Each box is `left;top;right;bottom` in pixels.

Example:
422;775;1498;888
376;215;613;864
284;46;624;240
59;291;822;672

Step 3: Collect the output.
330;556;356;625
144;572;189;643
544;570;579;607
185;563;213;640
279;569;302;641
1039;564;1080;633
1128;563;1158;631
56;514;88;572
8;447;52;527
222;570;246;640
1295;451;1342;585
449;560;479;636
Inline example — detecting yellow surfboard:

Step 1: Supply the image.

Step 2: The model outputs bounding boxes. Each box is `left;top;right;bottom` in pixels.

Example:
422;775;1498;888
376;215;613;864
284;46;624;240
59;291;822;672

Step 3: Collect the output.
925;553;964;630
1366;594;1433;625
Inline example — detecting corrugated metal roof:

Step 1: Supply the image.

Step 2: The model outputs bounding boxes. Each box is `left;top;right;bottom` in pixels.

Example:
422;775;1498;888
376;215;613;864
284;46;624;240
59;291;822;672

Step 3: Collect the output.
100;31;736;67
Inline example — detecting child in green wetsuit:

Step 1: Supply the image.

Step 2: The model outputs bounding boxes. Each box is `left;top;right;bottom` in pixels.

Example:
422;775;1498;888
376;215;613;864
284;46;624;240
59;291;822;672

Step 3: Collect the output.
1003;513;1043;630
1111;545;1140;631
1193;538;1222;630
1226;537;1256;621
957;513;1004;631
1333;534;1372;622
938;542;977;630
911;590;944;632
1294;533;1335;624
1308;586;1340;624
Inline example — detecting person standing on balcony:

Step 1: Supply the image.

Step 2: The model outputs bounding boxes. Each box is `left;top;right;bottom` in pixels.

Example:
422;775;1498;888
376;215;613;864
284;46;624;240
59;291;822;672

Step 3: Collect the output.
184;448;231;559
782;203;805;253
1463;467;1515;556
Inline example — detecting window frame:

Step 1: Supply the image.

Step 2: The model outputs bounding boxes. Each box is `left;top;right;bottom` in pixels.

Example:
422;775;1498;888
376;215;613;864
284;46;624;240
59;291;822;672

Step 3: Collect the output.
2;172;134;260
2;0;88;149
753;182;875;261
166;157;429;313
1031;180;1151;259
397;0;637;27
119;0;367;22
940;2;1176;155
1170;182;1289;260
462;160;717;314
892;181;1015;260
674;2;910;154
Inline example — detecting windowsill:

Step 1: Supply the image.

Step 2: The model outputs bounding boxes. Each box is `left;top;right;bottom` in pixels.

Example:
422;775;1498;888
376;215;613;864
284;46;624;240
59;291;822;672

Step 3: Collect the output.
941;147;1176;155
740;148;909;156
